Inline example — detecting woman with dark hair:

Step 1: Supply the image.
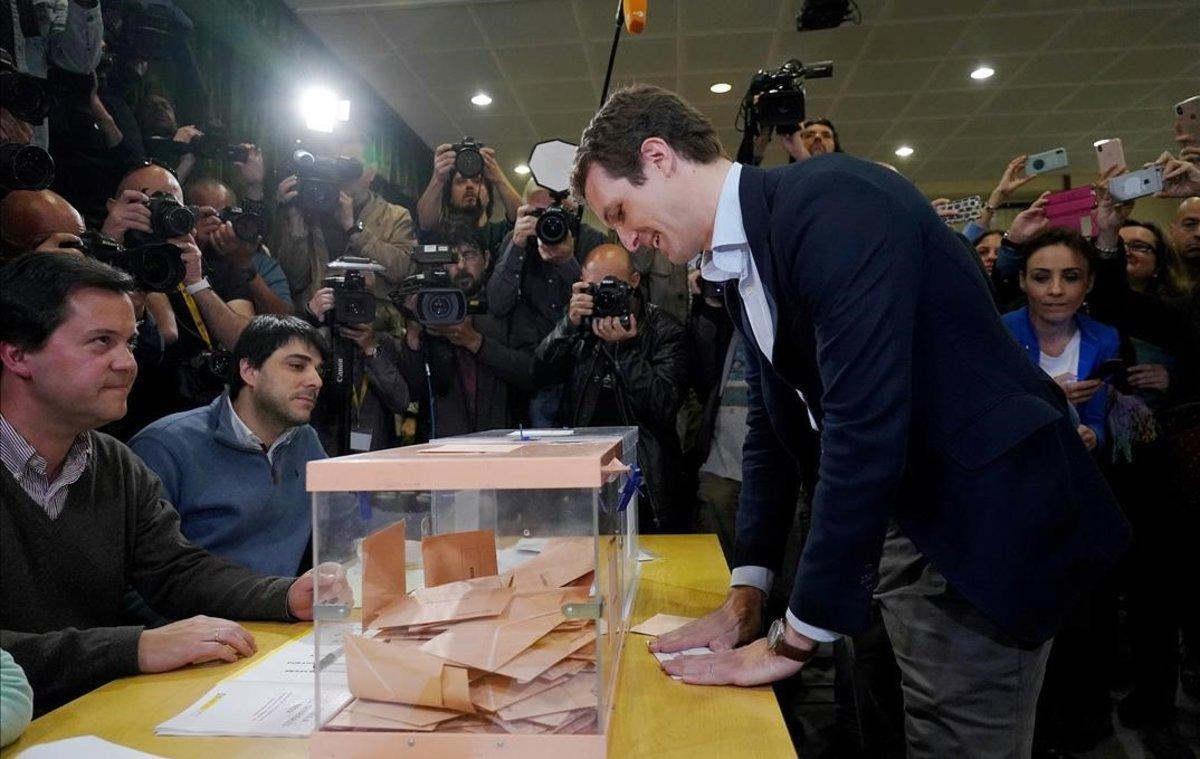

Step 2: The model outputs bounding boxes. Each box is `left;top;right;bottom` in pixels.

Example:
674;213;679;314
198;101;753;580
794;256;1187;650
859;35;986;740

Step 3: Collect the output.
973;229;1002;277
1001;227;1118;452
1120;219;1192;299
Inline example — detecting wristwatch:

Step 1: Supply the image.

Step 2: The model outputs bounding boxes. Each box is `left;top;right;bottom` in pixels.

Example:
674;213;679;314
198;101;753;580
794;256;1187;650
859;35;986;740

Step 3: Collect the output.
766;618;819;663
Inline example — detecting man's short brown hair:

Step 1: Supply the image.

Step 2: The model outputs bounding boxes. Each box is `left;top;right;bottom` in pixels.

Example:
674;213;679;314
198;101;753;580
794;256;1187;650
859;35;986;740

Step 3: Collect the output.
570;84;724;202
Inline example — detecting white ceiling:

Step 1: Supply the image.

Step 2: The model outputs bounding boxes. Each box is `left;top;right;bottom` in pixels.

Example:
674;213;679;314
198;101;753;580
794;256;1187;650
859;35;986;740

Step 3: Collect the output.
284;0;1199;195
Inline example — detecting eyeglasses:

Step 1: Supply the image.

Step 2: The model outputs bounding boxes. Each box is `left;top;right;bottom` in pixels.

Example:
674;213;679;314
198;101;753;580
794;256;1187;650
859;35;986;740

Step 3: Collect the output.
455;248;484;263
1124;241;1156;255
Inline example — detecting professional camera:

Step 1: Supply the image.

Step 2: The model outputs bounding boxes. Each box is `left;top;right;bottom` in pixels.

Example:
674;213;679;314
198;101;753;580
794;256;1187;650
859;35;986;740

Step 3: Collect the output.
219;206;265;243
389;245;486;327
740;58;833;129
124;192;198;248
529;201;579;248
0;142;55;191
452;137;485;178
289;149;363;214
145;122;250;164
584;275;632;329
323;256;385;326
79;230;185;293
115;0;189;61
0;53;53;125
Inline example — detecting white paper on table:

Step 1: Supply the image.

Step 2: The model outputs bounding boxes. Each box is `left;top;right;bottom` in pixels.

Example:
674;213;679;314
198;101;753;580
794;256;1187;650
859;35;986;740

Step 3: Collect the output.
16;736;164;758
514;537;549;553
155;681;350;738
419;443;524;454
636;549;658;562
230;629;356;690
651;646;715;680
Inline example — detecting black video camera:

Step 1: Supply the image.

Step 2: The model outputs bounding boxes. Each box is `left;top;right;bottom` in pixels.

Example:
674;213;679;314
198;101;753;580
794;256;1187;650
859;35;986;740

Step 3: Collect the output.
219;206;265;243
390;245;486;327
584;276;632;329
452;137;485;178
124;191;198;247
289;149;363;214
323;257;383;326
79;229;185;293
742;58;833;129
0;142;55;191
0;53;53;126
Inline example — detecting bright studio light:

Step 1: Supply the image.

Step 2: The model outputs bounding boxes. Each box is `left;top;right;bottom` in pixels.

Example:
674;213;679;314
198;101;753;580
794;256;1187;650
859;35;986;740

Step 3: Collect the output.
970;66;995;81
709;82;733;94
514;164;531;175
300;87;350;133
471;92;493;106
894;145;915;157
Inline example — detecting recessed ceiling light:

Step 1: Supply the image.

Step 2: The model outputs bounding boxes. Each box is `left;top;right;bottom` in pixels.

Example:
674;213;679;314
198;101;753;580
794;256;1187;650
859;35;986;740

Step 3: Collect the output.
894;145;914;158
709;82;733;94
970;66;995;81
471;92;492;106
514;164;530;175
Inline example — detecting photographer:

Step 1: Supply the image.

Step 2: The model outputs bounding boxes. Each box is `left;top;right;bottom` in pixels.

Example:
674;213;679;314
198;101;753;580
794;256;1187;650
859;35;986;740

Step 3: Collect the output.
415;139;519;255
0;188;86;257
185;176;294;316
534;244;689;532
396;221;534;441
304;278;410;453
271;131;416;310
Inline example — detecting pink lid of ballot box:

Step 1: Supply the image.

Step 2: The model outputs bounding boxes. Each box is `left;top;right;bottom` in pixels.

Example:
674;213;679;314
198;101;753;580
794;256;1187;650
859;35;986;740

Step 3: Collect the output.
306;438;627;492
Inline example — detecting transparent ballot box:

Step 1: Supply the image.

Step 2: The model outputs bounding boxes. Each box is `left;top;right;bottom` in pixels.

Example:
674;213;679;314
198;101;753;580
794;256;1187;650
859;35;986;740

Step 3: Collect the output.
309;428;639;758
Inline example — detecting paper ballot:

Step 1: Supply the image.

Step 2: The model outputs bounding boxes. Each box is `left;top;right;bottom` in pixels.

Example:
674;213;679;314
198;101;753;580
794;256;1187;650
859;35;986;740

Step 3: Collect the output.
16;737;164;758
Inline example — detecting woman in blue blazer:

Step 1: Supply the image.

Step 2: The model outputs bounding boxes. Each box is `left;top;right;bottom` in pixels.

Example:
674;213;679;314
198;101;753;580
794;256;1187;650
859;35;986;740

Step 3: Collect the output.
1002;227;1121;451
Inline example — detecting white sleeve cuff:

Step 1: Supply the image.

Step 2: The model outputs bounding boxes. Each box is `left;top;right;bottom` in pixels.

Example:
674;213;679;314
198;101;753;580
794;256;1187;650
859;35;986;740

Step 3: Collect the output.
729;565;774;595
786;609;841;642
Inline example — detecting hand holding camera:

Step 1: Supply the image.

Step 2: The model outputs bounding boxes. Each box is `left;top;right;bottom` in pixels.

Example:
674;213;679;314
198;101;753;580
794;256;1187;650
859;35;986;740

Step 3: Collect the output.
276;175;300;205
233;144;265;188
101;189;153;243
432;144;457;182
1005;191;1051;245
568;280;594;327
35;232;84;256
307;287;335;321
193;205;222;248
337;323;379;357
173;234;204;286
210;222;257;271
426;317;483;354
592;312;638;343
992;155;1036;200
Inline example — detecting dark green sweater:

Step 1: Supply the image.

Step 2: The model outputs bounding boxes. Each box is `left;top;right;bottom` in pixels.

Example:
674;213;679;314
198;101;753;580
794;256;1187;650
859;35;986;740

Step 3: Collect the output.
0;431;296;714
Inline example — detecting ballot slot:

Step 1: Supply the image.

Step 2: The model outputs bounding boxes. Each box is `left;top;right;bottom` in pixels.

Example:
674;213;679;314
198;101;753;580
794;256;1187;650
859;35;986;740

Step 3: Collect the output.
307;427;639;755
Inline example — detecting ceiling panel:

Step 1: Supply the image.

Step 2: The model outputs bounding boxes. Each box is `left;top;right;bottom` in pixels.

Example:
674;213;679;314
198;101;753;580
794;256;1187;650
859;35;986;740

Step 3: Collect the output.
284;0;1197;192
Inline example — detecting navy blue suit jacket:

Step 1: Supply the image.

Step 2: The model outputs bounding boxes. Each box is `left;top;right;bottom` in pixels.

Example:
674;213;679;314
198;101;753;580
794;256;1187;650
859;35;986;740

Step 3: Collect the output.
730;155;1130;644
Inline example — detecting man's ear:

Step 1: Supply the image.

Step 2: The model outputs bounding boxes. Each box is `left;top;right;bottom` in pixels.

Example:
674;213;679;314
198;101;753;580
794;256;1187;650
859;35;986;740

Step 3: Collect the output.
0;341;34;380
629;270;641;290
239;358;259;392
639;138;674;178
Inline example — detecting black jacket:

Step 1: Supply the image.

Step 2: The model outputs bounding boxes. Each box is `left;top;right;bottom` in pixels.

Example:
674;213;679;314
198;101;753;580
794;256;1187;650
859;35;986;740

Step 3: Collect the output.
732;156;1129;644
534;301;690;531
398;313;534;442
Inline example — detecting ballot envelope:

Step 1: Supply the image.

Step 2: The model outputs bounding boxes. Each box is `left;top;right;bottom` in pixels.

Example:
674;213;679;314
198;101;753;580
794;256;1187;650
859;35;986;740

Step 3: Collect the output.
307;428;640;758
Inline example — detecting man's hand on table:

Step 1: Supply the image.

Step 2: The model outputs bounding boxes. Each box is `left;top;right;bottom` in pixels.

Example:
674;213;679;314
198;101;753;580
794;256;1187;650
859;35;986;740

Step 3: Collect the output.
659;631;814;686
649;585;763;654
137;615;257;673
287;562;354;620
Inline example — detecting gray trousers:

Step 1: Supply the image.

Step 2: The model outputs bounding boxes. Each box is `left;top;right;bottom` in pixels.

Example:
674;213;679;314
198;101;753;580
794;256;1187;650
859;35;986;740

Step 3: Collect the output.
875;526;1053;758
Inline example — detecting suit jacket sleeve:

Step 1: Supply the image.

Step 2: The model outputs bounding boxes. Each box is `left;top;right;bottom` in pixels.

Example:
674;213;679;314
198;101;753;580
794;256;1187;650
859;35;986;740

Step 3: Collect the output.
733;345;802;575
780;172;921;635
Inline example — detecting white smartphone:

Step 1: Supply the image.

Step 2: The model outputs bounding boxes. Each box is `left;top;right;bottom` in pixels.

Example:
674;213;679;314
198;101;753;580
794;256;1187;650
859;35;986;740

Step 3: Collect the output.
1025;147;1068;176
1108;165;1164;203
1094;138;1125;174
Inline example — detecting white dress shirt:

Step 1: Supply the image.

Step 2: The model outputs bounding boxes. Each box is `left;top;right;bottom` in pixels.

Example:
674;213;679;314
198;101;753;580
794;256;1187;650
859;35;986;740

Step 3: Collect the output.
227;395;301;467
700;162;839;643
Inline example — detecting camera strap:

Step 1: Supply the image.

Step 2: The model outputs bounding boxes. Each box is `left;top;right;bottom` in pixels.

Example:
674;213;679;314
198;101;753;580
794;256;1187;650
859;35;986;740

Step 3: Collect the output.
176;283;214;350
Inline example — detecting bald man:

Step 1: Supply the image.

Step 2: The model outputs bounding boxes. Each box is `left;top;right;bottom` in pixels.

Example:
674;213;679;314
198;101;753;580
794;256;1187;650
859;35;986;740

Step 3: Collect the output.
534;243;690;531
184;177;294;316
1170;197;1200;278
0;189;85;256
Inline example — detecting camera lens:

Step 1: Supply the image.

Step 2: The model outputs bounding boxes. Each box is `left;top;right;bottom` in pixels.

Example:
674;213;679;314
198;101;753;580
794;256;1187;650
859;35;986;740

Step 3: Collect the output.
1032;159;1045;171
161;204;197;237
536;211;568;245
230;212;263;242
135;243;185;292
455;149;483;178
428;294;453;320
0;143;55;190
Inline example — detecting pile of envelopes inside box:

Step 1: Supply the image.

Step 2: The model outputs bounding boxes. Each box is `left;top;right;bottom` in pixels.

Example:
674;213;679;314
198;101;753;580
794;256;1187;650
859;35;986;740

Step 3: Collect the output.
327;522;601;735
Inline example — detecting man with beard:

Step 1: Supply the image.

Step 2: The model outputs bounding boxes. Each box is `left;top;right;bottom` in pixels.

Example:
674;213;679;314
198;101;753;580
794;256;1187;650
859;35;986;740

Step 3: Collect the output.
415;141;519;256
1169;196;1200;280
129;316;328;577
798;118;843;156
394;220;534;441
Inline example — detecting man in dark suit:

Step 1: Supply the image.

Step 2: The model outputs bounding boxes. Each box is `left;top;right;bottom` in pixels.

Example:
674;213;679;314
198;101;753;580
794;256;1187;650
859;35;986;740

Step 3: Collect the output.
570;84;1130;755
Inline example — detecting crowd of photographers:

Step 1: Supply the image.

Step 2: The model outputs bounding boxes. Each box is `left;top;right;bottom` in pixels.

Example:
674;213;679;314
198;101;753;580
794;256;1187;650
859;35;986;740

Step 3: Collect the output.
2;3;1200;754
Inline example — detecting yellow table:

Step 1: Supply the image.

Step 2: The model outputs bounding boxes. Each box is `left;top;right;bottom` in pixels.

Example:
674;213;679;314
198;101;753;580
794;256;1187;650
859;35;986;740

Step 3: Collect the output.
2;535;795;759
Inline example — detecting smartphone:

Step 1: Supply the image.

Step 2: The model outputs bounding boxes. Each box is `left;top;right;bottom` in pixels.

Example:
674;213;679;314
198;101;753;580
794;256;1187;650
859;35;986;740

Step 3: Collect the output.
1175;95;1200;146
1108;165;1165;203
1093;138;1125;175
1086;358;1126;382
1025;147;1068;176
1043;186;1097;236
940;195;983;226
